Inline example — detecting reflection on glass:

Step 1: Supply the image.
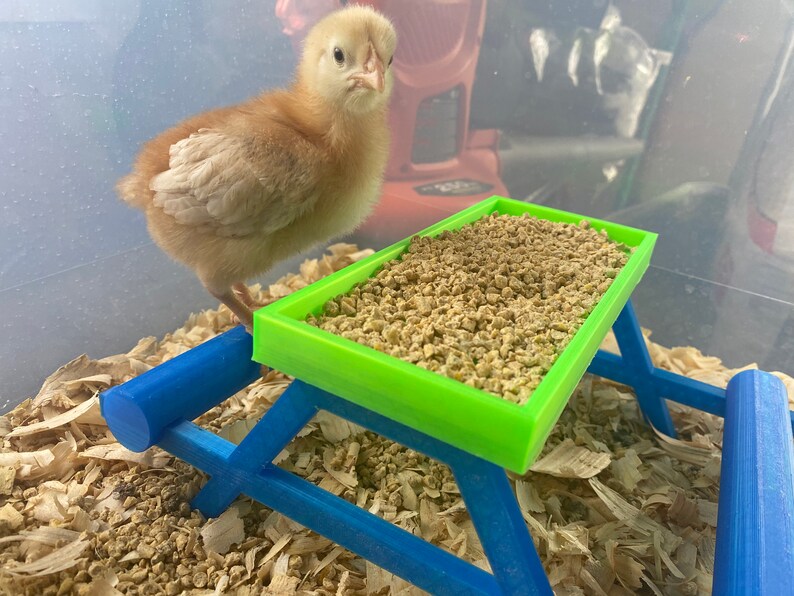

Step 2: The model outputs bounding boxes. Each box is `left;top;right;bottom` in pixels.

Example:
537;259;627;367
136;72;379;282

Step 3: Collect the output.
2;0;794;410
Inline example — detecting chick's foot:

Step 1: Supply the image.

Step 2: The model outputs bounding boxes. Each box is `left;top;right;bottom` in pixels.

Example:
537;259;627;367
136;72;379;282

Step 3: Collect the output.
232;283;273;310
206;283;254;333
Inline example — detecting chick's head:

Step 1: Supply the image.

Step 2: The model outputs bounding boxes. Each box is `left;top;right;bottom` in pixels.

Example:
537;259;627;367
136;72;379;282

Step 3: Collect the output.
299;5;397;115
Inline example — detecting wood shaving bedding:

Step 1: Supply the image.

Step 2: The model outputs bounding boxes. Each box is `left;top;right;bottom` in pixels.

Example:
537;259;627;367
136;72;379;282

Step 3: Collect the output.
1;242;792;595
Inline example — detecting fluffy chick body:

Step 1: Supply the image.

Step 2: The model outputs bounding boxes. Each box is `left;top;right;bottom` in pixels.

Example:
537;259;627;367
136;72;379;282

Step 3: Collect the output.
117;6;396;328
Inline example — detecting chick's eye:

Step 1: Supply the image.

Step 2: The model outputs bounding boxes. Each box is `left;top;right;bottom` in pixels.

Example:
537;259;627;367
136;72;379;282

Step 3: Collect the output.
388;56;393;67
333;47;345;65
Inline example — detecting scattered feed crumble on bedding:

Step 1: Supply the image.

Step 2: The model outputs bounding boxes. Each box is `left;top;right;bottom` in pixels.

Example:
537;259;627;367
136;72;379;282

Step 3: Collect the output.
1;242;792;595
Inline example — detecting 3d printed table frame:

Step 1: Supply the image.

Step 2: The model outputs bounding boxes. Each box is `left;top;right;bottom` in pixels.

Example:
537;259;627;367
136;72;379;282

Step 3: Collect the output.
100;300;794;595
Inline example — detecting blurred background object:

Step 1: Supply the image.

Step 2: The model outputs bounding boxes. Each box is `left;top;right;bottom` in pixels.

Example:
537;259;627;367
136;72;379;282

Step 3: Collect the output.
2;0;793;410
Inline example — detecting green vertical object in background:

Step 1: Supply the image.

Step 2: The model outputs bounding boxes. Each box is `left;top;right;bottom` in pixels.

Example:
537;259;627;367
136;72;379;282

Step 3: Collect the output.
615;0;693;209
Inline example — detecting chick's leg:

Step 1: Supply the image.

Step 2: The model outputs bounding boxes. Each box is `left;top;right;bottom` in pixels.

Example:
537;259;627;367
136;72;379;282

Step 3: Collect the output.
204;282;254;332
232;282;271;309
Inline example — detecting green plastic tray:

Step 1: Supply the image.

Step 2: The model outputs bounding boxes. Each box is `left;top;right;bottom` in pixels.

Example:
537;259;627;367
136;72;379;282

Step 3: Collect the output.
253;196;656;472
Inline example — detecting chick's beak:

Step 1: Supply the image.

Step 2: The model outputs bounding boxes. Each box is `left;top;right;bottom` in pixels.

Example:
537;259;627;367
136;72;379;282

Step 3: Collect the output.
349;43;385;93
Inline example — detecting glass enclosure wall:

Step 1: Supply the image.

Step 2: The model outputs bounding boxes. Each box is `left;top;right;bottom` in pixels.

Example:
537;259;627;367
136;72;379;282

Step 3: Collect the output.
2;0;793;409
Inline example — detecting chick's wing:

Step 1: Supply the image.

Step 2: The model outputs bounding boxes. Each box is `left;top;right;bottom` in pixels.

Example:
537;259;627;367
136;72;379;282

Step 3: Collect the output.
150;128;323;238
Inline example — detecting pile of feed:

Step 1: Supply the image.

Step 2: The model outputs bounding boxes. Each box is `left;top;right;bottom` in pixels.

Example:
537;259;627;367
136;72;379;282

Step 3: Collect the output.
1;243;792;596
310;214;629;404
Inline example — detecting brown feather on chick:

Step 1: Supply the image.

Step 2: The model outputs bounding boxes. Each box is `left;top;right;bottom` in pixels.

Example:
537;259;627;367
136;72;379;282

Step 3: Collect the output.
117;6;397;331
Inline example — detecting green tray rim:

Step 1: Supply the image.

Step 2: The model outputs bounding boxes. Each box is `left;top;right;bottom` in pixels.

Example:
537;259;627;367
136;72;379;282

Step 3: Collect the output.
253;196;656;472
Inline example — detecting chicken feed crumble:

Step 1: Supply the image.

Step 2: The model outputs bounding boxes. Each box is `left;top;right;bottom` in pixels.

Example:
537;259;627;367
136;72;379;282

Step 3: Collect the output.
309;213;631;405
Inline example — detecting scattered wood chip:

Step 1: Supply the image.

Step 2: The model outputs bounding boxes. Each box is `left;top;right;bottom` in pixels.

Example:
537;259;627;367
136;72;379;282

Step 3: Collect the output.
531;439;612;479
589;478;681;552
610;449;643;491
311;545;344;577
548;524;590;556
0;466;15;495
668;490;700;528
216;417;259;445
697;499;719;528
652;427;717;467
0;534;88;577
515;480;545;514
200;506;245;555
79;444;169;468
606;540;645;590
86;578;124;596
7;396;103;438
0;503;23;531
262;533;292;566
316;410;365;443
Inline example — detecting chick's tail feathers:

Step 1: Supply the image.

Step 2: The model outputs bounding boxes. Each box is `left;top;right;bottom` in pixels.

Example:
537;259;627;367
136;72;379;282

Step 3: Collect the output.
116;173;147;209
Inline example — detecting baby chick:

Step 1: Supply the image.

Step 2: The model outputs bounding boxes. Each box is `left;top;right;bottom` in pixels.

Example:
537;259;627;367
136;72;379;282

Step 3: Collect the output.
117;6;396;331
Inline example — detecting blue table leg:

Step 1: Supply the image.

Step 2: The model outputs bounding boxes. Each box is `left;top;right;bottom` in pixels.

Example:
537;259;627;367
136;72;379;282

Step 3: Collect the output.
590;299;794;435
612;301;676;435
191;382;318;517
590;324;794;434
453;462;551;595
587;300;677;436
